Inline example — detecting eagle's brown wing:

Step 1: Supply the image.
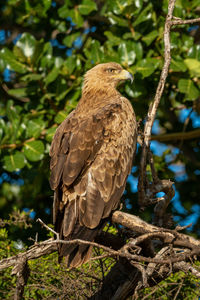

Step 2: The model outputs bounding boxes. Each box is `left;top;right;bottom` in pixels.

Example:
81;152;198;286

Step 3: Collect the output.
50;102;137;267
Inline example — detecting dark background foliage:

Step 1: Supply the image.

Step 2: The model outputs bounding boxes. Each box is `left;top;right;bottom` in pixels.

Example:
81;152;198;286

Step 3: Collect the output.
0;0;200;298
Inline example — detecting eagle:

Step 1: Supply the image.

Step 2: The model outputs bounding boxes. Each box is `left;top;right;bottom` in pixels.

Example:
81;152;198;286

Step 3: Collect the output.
49;62;137;268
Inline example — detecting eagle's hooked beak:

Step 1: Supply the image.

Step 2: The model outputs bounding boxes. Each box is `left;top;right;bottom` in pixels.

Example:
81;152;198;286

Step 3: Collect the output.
116;69;134;83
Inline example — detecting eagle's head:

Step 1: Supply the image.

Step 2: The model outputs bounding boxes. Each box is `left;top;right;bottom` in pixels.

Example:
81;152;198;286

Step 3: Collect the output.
83;62;133;94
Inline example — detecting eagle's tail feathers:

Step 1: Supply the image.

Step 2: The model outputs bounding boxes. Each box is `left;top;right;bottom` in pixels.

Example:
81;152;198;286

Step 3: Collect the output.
60;223;98;268
58;200;100;268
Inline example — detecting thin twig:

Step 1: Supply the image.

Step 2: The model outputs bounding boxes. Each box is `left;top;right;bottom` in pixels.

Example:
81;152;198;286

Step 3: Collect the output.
173;278;183;300
37;218;59;239
40;239;200;265
171;17;200;25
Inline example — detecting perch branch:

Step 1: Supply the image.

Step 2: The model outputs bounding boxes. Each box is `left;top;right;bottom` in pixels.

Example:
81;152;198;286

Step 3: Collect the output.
0;239;57;271
111;211;200;248
1;211;200;272
1;237;199;272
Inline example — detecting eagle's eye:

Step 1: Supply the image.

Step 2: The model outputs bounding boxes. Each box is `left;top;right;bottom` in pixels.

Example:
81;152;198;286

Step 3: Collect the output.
107;68;117;73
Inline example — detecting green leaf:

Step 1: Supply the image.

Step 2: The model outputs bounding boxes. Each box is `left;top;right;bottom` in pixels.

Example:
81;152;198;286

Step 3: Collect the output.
55;57;64;68
84;40;104;63
42;0;51;11
136;58;158;78
90;40;104;63
125;78;146;98
31;40;45;65
181;34;194;50
45;67;59;86
6;100;19;122
58;6;84;27
184;58;200;77
23;140;44;162
109;0;139;16
63;32;80;47
133;3;152;26
142;30;158;46
127;41;143;61
123;31;142;41
45;127;57;142
0;57;6;72
21;73;43;81
63;56;77;75
178;79;200;100
170;32;181;50
26;120;45;139
0;119;5;142
170;58;187;72
107;0;128;15
13;45;26;63
104;31;122;46
118;42;136;66
16;33;36;59
72;9;84;27
3;151;26;172
0;48;28;74
188;45;200;60
54;110;68;124
6;88;29;98
58;5;69;18
107;12;128;27
78;0;97;15
40;42;53;68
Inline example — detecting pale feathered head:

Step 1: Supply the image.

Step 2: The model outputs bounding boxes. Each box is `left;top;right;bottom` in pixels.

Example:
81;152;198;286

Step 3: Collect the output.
83;62;133;94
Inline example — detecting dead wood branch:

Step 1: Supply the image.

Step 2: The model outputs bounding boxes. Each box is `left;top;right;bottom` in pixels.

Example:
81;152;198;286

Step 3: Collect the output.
138;0;176;209
137;0;200;212
0;239;57;271
1;211;200;272
138;0;200;224
1;211;200;300
112;211;200;248
12;257;30;300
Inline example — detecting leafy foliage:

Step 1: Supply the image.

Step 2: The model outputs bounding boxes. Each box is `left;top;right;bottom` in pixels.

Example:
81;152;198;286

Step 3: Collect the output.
0;0;200;297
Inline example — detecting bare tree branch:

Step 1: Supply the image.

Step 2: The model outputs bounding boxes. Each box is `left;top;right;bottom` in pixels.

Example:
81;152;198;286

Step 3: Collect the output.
171;17;200;25
1;211;200;272
112;211;200;248
151;128;200;142
0;240;57;271
12;257;29;300
138;0;176;209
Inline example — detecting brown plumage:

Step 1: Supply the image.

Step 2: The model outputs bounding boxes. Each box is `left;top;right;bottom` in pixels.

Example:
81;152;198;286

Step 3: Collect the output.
49;62;137;268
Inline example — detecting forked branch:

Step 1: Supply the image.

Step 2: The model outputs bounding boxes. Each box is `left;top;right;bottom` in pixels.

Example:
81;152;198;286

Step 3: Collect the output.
138;0;200;214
